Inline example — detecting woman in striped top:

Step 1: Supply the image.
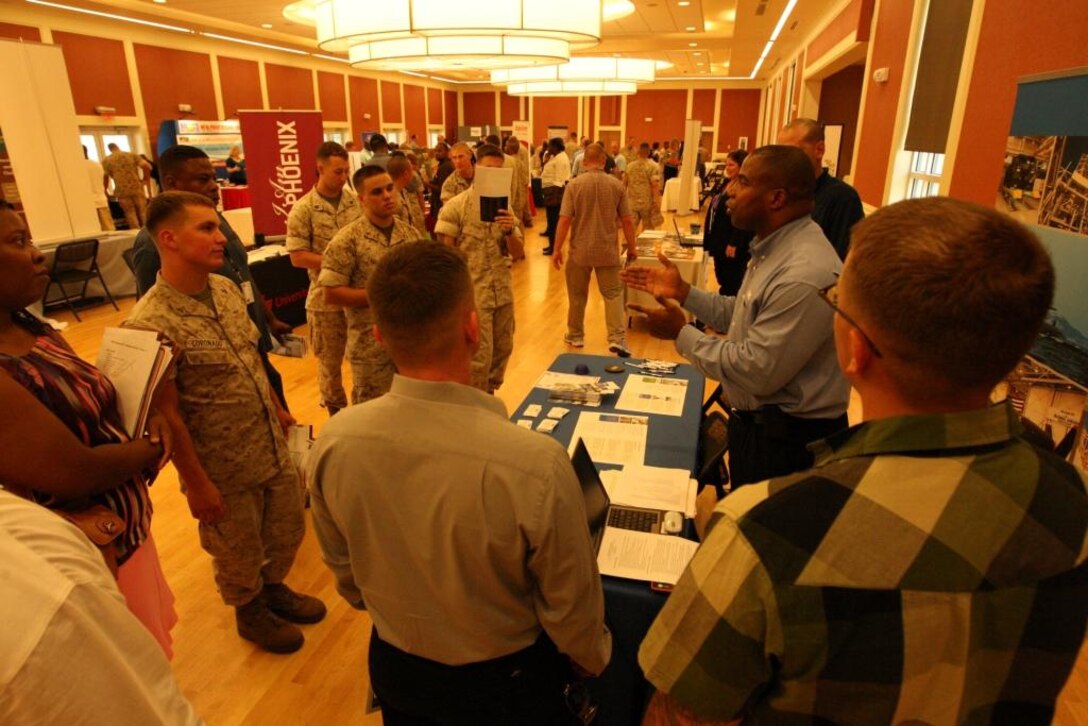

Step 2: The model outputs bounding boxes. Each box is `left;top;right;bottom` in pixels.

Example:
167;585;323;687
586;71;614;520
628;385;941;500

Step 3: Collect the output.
0;202;177;658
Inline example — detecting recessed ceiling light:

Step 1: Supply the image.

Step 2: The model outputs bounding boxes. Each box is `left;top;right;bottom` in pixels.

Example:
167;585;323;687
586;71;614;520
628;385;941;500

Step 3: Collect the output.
688;42;697;47
685;26;696;31
152;0;166;4
613;53;621;57
677;0;690;5
692;51;701;55
261;22;273;28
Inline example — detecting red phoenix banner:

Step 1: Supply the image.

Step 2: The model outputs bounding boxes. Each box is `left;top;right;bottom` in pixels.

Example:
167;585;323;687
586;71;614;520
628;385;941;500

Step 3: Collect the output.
238;110;324;237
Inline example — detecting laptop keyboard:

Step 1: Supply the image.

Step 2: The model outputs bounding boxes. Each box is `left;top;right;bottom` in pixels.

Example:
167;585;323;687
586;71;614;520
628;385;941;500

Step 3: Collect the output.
608;507;659;533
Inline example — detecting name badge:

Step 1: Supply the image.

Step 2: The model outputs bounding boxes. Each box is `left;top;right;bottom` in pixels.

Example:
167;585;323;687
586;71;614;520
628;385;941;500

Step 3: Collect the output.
186;338;225;350
241;281;256;305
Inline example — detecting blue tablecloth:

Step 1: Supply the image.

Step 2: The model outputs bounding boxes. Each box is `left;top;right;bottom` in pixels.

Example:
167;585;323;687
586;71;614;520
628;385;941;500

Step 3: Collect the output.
512;353;704;725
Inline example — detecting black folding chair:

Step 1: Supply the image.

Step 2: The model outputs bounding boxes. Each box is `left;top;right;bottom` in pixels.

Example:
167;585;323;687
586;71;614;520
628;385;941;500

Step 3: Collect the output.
42;238;118;322
697;409;730;499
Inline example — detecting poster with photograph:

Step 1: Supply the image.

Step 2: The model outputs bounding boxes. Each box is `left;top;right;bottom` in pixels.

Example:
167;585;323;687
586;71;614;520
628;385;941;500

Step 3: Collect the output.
997;69;1088;473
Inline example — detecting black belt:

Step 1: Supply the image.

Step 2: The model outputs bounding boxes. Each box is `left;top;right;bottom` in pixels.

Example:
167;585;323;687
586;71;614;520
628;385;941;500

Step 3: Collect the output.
729;405;845;442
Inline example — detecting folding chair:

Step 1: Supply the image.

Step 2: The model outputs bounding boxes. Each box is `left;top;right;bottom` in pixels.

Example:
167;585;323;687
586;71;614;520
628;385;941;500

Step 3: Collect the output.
42;238;118;322
697;409;730;499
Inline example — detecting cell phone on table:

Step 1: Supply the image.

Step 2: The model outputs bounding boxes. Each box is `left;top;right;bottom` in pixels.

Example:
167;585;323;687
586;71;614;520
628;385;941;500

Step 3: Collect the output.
650;581;674;593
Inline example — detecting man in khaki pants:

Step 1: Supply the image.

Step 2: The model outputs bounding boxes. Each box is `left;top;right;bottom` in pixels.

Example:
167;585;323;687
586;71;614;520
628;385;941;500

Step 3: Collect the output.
102;143;150;229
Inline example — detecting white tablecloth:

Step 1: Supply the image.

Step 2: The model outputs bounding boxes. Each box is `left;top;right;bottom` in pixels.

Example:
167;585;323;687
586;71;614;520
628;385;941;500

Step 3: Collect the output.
222;207;255;247
660;177;701;212
39;231;138;304
626;239;707;322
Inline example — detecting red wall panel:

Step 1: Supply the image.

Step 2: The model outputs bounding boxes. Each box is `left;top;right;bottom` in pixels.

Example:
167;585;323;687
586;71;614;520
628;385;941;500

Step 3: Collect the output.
427;87;443;125
266;63;314;110
380;80;402;123
692;89;715;127
403;84;426;143
532;97;577;142
0;22;40;41
717;89;761;153
851;0;914;205
818;65;865;176
133;44;216;144
462;92;495;126
600;96;621;127
444;90;457;140
500;92;520;126
54;32;134;116
318;71;346;121
626;89;687;146
949;2;1088;205
807;0;867;66
218;57;262;117
349;76;379;140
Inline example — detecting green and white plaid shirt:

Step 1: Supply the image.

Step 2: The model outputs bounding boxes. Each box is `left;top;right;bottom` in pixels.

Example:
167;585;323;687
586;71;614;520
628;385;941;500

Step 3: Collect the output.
640;403;1088;724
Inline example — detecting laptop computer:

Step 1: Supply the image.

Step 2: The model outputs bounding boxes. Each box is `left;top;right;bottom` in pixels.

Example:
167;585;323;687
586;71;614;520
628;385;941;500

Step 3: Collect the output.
570;438;664;549
673;218;702;247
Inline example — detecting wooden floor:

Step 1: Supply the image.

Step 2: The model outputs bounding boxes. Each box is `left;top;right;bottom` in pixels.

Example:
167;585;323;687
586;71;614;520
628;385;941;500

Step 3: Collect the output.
55;210;1086;725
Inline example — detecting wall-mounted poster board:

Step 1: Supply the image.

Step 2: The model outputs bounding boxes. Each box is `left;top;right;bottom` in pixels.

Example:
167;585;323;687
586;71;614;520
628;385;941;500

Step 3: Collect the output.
997;66;1088;474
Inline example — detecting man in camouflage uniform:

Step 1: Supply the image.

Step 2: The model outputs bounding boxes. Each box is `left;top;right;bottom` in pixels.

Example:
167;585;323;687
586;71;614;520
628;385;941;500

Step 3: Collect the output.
435;144;523;393
504;136;531;229
102;142;151;229
286;141;361;416
388;155;428;236
441;142;475;203
626;142;664;231
128;192;325;655
320;166;419;404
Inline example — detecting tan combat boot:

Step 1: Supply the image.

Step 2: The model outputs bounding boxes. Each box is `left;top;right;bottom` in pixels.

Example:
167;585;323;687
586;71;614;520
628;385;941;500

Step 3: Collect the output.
236;598;304;654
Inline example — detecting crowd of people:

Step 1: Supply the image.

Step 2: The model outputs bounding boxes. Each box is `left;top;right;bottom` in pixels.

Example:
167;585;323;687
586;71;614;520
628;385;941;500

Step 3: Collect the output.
1;116;1085;725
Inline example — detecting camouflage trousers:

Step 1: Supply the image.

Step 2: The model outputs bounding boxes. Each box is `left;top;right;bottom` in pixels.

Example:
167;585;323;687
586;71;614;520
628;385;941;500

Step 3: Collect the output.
197;466;305;607
308;309;349;410
349;329;397;404
116;194;148;230
470;302;515;394
631;204;663;231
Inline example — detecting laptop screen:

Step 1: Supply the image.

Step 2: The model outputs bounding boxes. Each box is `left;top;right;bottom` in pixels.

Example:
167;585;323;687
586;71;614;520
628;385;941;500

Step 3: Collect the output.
571;439;610;540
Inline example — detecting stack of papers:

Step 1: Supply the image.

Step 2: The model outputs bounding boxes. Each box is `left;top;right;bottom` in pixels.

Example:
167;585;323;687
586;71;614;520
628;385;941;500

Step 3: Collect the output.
95;327;177;438
599;466;697;517
568;412;649;466
597;528;699;585
615;375;688;416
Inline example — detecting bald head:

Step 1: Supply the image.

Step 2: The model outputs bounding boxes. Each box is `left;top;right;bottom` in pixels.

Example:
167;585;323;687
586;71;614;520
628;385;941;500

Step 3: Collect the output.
777;117;825;176
583;143;606;167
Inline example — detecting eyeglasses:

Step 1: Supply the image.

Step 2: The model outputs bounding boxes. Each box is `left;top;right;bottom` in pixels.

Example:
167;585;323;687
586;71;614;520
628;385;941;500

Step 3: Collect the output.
818;282;883;358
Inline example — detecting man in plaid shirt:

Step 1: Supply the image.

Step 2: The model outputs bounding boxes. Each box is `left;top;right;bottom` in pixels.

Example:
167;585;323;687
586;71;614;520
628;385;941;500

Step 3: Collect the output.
639;197;1088;724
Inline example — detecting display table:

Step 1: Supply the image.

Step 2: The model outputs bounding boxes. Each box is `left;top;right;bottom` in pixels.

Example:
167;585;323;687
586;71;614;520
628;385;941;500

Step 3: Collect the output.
246;245;309;327
511;353;704;725
627;238;708;324
220;185;251;210
660;177;700;212
39;230;139;308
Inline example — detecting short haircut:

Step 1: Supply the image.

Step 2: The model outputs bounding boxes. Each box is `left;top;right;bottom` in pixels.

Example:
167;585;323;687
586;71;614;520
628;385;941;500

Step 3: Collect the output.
475;144;504;163
108;143;119;151
747;145;815;202
450;141;473;157
317;141;348;161
583;144;605;164
0;199;15;212
848;197;1054;397
158;145;209;180
726;148;748;165
146;191;215;236
547;137;565;155
484;134;501;146
369;242;475;365
369;133;388;152
353;164;390;189
387;155;412;179
782;117;824;143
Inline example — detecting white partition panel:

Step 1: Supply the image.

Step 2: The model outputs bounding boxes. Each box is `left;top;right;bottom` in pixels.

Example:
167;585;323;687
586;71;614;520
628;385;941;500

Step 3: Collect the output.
0;39;100;243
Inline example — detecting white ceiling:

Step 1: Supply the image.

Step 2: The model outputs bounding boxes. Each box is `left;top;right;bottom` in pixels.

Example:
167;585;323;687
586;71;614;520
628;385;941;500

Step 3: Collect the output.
36;0;833;82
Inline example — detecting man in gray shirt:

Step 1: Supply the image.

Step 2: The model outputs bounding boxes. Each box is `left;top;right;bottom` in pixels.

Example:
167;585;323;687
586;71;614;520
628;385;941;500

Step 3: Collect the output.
309;242;610;724
623;145;849;488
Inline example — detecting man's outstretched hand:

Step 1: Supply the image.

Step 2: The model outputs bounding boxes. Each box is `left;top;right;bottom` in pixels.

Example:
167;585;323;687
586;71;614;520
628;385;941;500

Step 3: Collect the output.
619;251;690;303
